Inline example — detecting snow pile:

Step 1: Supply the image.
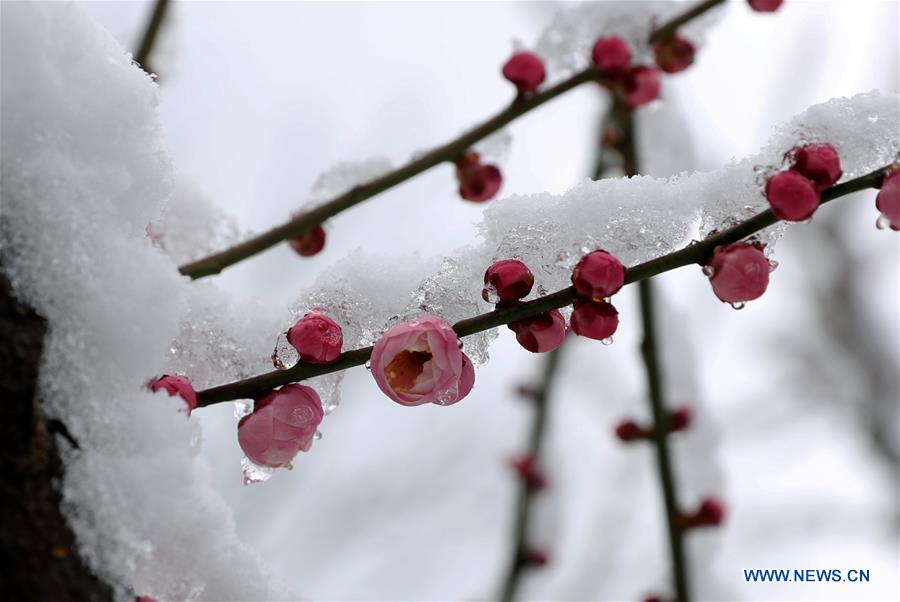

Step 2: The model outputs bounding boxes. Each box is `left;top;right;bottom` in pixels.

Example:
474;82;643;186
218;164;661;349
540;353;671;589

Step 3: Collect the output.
535;0;723;81
1;4;291;600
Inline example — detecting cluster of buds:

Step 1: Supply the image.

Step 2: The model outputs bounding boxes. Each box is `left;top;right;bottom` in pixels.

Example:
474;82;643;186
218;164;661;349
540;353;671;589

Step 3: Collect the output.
592;36;661;108
614;406;692;442
765;143;842;221
570;250;625;342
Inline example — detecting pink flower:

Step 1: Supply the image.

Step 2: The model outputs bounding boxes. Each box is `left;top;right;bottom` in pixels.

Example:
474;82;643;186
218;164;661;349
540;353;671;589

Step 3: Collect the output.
614;65;662;108
876;168;900;230
571;249;626;300
508;310;566;353
287;312;343;364
570;299;619;341
237;384;324;467
748;0;783;12
707;242;770;303
147;375;197;414
502;51;546;94
765;170;820;221
456;151;503;202
791;143;842;191
483;259;534;304
592;36;631;75
653;35;696;74
371;316;475;406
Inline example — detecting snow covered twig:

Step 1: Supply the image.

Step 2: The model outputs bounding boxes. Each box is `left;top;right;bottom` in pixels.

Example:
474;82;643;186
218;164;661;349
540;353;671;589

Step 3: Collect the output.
194;164;893;406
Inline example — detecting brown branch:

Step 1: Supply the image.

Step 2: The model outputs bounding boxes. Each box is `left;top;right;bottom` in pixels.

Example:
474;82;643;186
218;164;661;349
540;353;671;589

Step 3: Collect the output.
134;0;170;73
194;165;893;407
616;103;690;602
499;344;565;602
649;0;725;44
177;0;727;280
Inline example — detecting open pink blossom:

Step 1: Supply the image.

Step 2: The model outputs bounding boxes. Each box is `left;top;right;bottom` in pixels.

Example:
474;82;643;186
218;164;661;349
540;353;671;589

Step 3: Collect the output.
502;51;546;94
146;374;197;414
237;384;324;467
287;312;343;364
371;316;475;406
508;310;566;353
707;242;770;303
876;168;900;230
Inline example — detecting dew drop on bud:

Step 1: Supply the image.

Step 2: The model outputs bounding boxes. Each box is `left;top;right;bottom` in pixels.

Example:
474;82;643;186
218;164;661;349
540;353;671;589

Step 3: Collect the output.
702;265;715;277
729;301;746;310
241;457;274;486
313;430;322;440
876;214;890;230
601;336;614;346
768;259;779;272
365;359;372;371
272;331;299;370
234;400;252;419
482;283;501;304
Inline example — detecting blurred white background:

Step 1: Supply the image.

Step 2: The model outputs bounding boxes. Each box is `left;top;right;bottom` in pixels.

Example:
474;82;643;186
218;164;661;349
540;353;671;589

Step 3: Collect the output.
80;1;899;600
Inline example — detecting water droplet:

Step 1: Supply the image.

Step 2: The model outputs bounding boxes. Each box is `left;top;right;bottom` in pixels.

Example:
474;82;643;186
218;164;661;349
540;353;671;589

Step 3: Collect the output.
272;331;299;370
729;301;746;310
241;457;274;485
702;265;715;277
537;284;548;296
434;386;458;405
482;283;501;304
768;259;779;272
313;430;323;440
601;337;614;346
365;359;372;371
234;400;252;419
876;214;890;230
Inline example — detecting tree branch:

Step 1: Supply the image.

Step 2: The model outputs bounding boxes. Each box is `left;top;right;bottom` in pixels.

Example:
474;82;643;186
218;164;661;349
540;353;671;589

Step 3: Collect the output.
499;345;565;602
194;165;892;406
134;0;170;73
649;0;725;44
177;0;727;279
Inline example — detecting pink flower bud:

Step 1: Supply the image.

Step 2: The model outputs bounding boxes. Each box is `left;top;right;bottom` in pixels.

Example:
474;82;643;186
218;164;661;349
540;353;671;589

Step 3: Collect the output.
237;384;324;468
508;310;566;353
791;143;842;191
287;312;343;364
570;299;619;341
615;419;649;442
571;249;626;300
146;375;197;414
510;454;547;490
592;36;631;75
521;549;550;567
765;170;820;221
371;316;475;406
483;259;534;304
668;406;692;432
876;168;900;230
502;51;546;94
748;0;784;12
707;242;770;303
288;224;326;257
456;152;502;202
682;497;726;528
615;65;662;108
653;35;696;74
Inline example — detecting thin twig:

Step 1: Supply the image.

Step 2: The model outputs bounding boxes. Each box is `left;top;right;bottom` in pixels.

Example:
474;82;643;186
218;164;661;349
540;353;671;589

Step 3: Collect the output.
134;0;170;72
499;345;565;602
177;0;727;279
194;164;891;407
648;0;725;45
611;100;689;601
